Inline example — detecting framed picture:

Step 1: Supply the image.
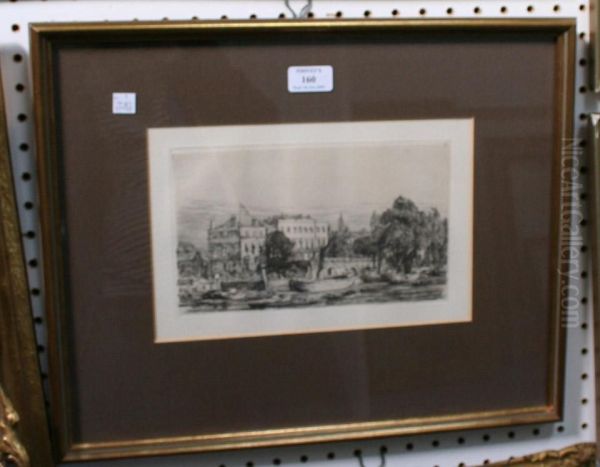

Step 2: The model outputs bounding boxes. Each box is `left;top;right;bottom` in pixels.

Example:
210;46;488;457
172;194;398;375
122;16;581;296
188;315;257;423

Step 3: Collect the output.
31;19;575;461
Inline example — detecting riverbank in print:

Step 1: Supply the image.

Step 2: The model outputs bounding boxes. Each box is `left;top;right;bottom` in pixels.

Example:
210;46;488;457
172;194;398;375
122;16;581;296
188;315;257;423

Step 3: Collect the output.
148;120;473;341
177;198;448;311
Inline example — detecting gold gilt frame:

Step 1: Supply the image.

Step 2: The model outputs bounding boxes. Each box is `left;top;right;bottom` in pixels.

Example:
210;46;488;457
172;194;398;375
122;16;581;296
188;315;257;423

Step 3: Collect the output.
30;19;574;462
486;443;595;466
0;68;53;464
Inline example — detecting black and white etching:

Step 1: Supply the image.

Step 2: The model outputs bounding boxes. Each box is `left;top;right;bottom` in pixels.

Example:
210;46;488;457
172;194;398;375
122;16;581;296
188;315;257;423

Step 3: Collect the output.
149;120;472;341
174;144;449;313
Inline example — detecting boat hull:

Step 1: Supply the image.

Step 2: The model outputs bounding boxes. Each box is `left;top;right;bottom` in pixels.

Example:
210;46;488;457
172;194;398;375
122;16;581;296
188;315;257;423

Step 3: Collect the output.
289;277;358;293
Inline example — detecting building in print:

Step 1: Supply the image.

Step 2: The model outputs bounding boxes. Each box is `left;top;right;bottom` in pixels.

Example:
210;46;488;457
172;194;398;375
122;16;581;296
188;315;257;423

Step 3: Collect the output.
240;220;267;272
207;216;243;275
207;209;329;277
275;216;329;260
208;207;268;276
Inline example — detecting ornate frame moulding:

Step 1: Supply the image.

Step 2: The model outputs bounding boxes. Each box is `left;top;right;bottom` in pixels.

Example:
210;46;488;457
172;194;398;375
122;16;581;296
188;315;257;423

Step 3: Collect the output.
0;386;29;467
486;442;596;466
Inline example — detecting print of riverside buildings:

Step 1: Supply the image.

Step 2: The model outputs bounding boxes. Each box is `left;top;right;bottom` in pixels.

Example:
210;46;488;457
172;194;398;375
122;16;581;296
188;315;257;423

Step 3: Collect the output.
207;208;329;275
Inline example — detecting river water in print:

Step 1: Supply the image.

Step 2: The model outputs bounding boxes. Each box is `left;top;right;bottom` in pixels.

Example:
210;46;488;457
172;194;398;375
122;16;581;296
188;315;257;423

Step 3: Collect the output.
182;278;447;313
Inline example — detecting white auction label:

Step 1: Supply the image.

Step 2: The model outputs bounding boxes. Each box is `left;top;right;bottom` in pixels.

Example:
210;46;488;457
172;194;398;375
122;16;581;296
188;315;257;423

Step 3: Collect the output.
287;66;334;93
112;92;136;114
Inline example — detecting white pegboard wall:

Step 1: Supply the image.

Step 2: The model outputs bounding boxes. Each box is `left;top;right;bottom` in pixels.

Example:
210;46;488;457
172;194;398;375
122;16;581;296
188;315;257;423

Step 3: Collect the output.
0;1;595;466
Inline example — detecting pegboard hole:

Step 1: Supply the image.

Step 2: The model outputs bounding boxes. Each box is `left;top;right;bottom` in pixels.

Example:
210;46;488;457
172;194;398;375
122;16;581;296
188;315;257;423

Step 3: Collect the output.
15;83;25;92
364;10;371;17
34;316;43;325
28;259;38;268
17;113;27;122
307;12;315;18
457;437;465;444
13;53;22;63
446;7;454;14
557;425;564;432
432;440;440;447
580;4;586;11
11;24;19;32
24;201;34;210
249;14;257;19
581;270;588;279
553;5;561;12
24;231;35;239
581;322;588;329
579;32;586;40
335;11;343;18
474;6;481;14
31;288;40;296
21;172;31;181
353;449;362;457
527;5;534;12
392;9;399;16
500;6;508;13
326;452;335;460
581;296;588;304
582;398;588;405
582;373;588;380
220;15;228;20
507;431;515;439
300;455;308;463
579;85;587;93
406;443;414;450
532;428;540;435
272;458;281;465
279;13;286;19
483;461;490;465
19;143;29;151
419;8;427;15
482;434;490;441
582;423;588;429
246;462;254;467
580;113;587;121
582;347;588;354
37;345;45;352
580;58;588;66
